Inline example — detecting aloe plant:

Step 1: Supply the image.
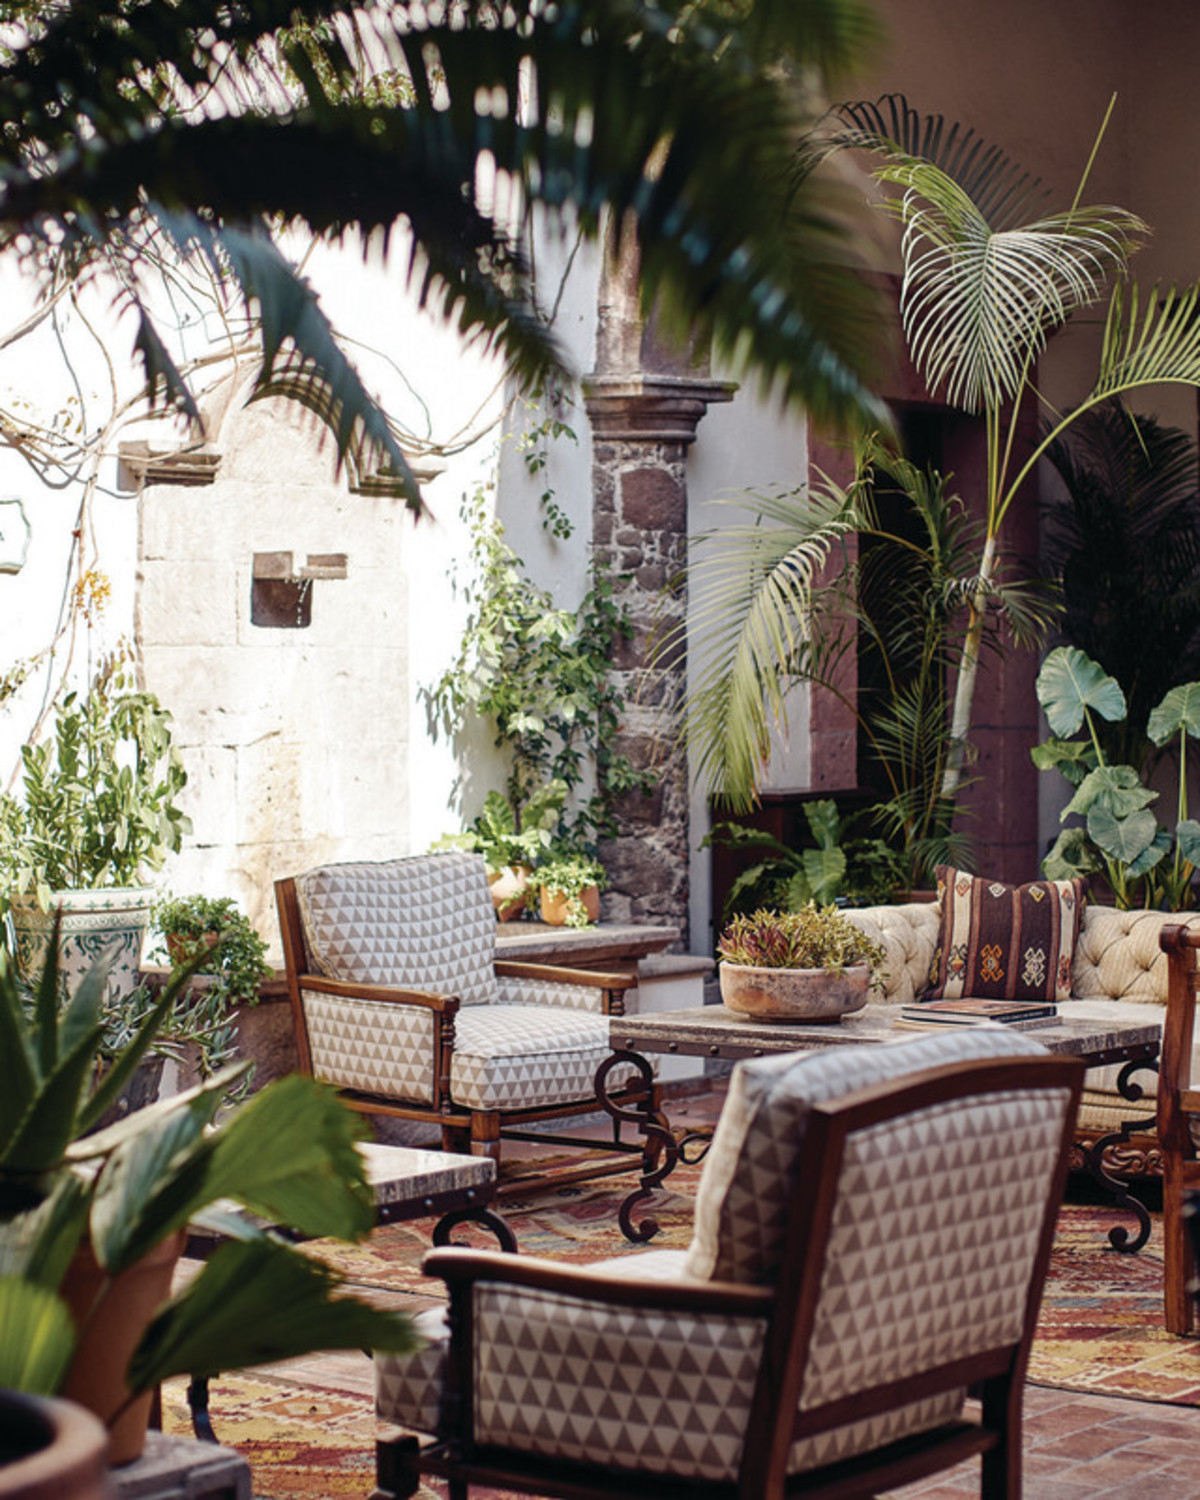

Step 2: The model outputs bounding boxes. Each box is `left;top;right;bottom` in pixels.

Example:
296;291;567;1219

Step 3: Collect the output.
1034;646;1200;909
0;918;416;1422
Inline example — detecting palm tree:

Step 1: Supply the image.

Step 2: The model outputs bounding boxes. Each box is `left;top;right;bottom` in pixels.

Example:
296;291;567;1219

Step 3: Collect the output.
827;94;1200;796
0;0;891;511
683;440;1052;884
687;93;1200;820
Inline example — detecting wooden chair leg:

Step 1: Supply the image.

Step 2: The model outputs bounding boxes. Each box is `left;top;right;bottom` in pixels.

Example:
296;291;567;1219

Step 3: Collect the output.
470;1110;501;1161
1164;1170;1197;1335
978;1374;1021;1500
441;1120;470;1154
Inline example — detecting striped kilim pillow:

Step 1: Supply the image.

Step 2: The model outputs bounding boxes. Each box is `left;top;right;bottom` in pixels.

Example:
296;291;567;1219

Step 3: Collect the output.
927;865;1084;1005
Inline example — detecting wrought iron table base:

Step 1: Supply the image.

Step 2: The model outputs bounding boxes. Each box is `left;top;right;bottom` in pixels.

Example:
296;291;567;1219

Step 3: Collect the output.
1079;1056;1159;1255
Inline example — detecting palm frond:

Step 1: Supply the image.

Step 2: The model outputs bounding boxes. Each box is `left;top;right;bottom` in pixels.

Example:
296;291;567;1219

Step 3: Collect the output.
684;483;861;811
1094;281;1200;398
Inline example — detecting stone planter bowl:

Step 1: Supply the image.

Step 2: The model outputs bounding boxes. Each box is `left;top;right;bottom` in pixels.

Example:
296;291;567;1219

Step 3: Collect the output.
719;961;871;1023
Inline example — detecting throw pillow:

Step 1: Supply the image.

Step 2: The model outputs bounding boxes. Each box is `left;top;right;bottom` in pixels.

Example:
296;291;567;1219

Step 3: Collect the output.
926;866;1084;1004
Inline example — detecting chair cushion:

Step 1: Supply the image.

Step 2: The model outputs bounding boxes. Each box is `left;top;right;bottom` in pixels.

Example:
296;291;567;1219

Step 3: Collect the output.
683;1028;1052;1285
927;865;1083;1004
295;852;498;1005
452;1005;631;1111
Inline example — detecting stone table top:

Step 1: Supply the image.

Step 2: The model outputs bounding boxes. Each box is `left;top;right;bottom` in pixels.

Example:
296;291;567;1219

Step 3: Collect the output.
358;1142;496;1211
495;920;680;968
609;1003;1161;1065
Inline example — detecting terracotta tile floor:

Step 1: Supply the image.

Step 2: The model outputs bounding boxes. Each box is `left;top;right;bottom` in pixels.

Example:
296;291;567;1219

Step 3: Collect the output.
273;1082;1200;1497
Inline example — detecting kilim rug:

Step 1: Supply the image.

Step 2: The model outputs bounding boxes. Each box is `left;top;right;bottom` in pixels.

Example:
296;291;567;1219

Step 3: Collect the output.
159;1166;1200;1499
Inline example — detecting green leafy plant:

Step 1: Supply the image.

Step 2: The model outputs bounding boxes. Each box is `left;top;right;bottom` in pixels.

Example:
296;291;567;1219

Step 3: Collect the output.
527;856;607;929
0;918;416;1431
0;653;190;907
706;799;903;915
717;904;886;975
152;895;273;1009
426;494;651;859
1042;402;1200;770
1034;646;1200;908
430;784;567;876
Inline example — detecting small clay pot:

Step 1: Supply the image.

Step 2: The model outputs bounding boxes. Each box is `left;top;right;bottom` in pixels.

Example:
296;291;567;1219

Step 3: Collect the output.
539;885;600;927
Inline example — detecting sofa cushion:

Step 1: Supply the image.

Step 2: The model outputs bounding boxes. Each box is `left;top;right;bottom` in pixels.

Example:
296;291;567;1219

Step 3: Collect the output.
928;866;1083;1004
843;903;939;1005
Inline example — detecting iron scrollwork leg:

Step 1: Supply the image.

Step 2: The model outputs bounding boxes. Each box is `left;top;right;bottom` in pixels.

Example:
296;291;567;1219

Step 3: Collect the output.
1083;1056;1159;1254
594;1049;678;1244
432;1206;518;1253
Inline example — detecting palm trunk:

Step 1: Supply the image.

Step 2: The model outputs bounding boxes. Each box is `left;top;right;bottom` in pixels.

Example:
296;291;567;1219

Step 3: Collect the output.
941;533;998;800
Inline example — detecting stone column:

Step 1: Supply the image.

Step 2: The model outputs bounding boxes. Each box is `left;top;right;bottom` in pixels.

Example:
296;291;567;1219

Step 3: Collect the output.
583;236;733;946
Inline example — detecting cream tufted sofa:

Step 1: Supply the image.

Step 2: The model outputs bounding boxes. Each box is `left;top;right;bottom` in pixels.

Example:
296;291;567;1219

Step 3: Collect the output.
843;901;1200;1173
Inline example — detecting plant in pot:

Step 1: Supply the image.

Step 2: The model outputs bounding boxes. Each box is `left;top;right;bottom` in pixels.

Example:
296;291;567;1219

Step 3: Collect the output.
0;921;417;1466
717;904;886;1024
431;783;567;919
0;652;191;1004
1032;645;1200;909
528;855;606;928
152;893;272;1004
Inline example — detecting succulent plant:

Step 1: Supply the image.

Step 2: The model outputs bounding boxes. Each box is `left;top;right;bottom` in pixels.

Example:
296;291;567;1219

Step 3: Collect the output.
718;904;886;974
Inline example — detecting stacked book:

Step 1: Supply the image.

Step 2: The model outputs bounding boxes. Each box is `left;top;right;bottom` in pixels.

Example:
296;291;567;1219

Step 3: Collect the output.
894;998;1060;1031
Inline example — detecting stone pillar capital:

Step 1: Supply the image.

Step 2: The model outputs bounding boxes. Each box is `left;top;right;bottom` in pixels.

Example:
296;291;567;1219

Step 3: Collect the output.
582;373;736;445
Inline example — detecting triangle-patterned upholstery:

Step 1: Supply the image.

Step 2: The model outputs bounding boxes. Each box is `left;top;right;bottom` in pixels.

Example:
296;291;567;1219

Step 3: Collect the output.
295;851;498;1005
376;1029;1077;1483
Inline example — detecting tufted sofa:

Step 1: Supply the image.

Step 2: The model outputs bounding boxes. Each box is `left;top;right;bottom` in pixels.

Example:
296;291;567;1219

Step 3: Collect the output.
843;901;1200;1175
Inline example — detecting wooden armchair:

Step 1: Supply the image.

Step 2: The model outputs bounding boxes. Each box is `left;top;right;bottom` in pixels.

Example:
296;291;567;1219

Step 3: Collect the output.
276;852;654;1186
374;1029;1083;1499
1156;923;1200;1334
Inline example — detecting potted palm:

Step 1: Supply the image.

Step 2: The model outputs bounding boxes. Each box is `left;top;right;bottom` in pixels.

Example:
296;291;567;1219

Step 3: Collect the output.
717;904;886;1023
0;653;191;1005
0;921;417;1466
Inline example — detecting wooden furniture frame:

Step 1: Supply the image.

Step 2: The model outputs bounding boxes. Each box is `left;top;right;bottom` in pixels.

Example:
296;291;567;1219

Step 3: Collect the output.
1157;923;1200;1333
276;876;659;1190
374;1051;1084;1500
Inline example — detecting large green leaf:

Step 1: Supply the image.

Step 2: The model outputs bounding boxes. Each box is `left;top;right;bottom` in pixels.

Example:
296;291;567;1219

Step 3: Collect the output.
1036;647;1127;737
1061;765;1156;823
1177;820;1200;871
0;1172;90;1290
1041;826;1100;881
0;1278;76;1395
801;847;847;905
1121;826;1171;878
127;1239;419;1392
1147;683;1200;747
1029;737;1096;786
1086;802;1158;865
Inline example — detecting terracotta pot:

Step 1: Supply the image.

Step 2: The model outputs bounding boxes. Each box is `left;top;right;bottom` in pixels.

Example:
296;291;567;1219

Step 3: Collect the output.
0;1390;109;1500
718;962;870;1023
164;930;220;966
58;1229;187;1466
488;866;532;922
539;884;600;927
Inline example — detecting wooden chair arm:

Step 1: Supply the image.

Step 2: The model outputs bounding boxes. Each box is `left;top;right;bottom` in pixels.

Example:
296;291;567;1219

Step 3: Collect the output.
493;960;636;993
295;974;461;1013
422;1245;774;1316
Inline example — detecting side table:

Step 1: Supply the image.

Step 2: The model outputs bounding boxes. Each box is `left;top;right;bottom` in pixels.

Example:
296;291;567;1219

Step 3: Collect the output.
111;1431;249;1500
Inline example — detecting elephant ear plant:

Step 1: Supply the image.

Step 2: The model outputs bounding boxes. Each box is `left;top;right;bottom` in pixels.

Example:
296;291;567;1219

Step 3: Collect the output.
1033;646;1200;909
0;917;416;1429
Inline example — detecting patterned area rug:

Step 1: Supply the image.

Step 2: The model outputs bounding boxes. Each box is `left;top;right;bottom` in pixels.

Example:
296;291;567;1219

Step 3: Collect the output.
160;1168;1200;1499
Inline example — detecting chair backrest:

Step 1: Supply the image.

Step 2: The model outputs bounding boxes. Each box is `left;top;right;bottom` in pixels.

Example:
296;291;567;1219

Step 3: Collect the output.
290;851;499;1005
684;1030;1083;1489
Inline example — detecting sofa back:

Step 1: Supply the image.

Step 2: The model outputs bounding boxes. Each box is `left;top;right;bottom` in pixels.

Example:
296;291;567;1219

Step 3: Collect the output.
844;902;1200;1007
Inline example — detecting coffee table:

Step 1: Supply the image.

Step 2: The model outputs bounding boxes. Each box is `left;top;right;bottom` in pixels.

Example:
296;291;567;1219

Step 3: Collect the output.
595;1003;1162;1246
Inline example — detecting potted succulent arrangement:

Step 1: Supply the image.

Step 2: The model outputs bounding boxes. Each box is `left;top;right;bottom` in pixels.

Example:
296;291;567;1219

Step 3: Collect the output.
528;854;606;928
717;904;887;1024
0;921;417;1467
0;652;191;1004
152;894;273;1004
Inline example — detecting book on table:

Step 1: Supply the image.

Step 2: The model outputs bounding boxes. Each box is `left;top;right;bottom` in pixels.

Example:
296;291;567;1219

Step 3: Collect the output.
894;998;1060;1031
